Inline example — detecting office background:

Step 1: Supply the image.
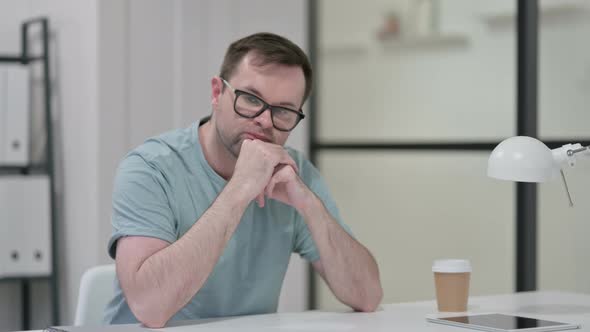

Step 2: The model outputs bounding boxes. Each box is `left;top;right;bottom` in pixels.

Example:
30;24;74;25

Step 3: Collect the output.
0;0;588;330
314;0;590;310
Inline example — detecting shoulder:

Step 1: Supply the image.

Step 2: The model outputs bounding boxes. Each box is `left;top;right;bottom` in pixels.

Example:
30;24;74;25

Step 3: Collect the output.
120;125;197;173
136;126;195;161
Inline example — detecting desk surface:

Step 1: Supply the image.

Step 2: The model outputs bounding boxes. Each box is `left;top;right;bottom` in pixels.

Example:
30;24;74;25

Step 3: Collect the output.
28;291;590;332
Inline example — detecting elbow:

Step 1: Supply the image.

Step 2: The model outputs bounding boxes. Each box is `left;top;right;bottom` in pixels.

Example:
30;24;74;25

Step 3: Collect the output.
357;303;378;313
137;314;168;329
356;284;383;312
356;297;381;312
128;296;170;328
138;317;167;329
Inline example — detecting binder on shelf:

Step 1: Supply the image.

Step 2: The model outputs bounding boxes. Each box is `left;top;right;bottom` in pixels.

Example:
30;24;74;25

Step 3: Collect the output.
0;65;30;166
0;175;51;278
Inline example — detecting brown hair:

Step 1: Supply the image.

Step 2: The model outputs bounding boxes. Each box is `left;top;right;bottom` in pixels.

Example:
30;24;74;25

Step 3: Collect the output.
219;32;313;105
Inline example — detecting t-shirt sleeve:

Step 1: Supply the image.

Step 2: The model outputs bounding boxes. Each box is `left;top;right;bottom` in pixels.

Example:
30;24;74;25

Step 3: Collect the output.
108;153;177;259
292;158;354;263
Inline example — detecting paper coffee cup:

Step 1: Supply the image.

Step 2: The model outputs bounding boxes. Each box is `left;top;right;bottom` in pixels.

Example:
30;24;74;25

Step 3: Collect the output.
432;259;471;312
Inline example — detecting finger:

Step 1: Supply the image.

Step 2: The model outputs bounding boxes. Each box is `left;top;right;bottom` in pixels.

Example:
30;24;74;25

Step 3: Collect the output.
257;142;298;172
258;142;299;174
238;139;252;156
278;151;299;173
267;165;294;196
272;164;288;175
241;138;252;148
256;192;265;208
265;177;276;197
267;165;287;197
280;164;297;180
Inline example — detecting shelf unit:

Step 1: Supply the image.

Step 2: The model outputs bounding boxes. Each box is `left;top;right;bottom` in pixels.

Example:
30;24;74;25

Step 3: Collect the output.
482;2;587;26
319;42;368;56
319;34;468;56
380;34;469;50
0;17;59;329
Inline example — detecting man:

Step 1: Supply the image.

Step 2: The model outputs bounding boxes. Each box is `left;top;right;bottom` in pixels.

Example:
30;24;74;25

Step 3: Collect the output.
104;32;382;328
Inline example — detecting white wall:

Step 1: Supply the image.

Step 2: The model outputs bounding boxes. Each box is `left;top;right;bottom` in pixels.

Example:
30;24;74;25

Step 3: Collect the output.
0;0;309;329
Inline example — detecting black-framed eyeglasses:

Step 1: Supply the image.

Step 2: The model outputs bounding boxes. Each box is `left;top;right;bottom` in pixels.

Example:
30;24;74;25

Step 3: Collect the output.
221;78;305;132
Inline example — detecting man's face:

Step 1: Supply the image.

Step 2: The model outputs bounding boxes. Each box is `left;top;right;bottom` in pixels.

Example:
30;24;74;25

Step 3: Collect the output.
211;53;306;158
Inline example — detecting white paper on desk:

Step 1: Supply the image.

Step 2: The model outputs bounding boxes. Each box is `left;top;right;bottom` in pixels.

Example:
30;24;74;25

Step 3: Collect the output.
274;322;355;331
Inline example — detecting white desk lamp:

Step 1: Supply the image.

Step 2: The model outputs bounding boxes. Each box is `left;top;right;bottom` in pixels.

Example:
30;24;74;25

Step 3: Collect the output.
488;136;590;206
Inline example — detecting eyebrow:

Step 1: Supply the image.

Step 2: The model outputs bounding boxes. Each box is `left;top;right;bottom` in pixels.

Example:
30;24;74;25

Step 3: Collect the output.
243;85;299;109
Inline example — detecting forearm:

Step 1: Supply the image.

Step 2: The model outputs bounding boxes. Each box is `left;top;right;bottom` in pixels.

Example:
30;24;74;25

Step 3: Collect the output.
300;193;383;312
126;182;250;326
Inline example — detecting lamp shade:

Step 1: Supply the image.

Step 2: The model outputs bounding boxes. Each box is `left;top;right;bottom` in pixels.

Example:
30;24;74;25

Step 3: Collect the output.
488;136;558;182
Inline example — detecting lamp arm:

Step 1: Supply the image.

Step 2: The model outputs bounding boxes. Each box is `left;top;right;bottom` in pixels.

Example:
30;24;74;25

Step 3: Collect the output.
552;144;589;168
559;169;574;207
551;144;589;208
568;145;589;157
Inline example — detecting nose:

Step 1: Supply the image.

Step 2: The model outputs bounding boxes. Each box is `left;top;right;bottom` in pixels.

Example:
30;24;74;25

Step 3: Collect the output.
254;107;273;129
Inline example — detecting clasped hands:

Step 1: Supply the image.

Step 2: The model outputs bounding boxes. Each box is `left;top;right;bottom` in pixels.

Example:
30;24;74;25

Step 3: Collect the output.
231;139;310;211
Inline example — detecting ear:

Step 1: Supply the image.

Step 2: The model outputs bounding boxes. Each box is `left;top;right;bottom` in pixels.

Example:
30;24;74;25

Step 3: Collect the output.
211;76;223;109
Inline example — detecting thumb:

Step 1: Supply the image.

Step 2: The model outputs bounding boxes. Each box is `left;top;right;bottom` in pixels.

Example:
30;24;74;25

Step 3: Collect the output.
256;192;265;208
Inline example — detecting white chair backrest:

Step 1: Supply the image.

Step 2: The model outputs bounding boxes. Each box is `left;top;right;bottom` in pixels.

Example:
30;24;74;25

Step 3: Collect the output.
74;264;116;326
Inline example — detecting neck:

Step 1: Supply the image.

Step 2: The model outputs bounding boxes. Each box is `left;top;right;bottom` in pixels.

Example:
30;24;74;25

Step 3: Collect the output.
199;120;237;180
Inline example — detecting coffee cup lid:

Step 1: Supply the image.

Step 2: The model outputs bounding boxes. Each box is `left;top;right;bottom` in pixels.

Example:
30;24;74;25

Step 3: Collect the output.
432;259;472;273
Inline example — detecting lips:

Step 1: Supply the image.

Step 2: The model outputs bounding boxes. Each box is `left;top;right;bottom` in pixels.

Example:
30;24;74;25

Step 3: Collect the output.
244;132;271;142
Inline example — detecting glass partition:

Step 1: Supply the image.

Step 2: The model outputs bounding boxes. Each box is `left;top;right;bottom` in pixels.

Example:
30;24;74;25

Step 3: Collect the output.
317;152;514;308
537;0;590;294
313;0;517;308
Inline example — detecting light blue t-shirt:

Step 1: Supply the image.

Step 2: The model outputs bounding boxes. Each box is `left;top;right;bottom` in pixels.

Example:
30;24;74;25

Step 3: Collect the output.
104;120;351;324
